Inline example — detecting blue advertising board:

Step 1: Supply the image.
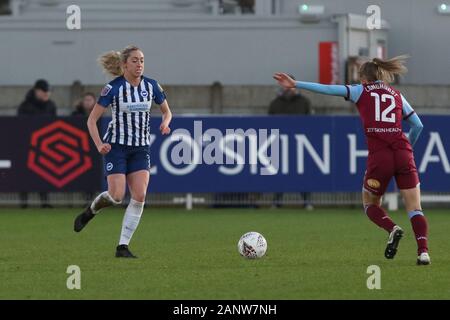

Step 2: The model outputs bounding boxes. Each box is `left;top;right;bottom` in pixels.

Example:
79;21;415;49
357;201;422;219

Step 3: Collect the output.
100;115;450;193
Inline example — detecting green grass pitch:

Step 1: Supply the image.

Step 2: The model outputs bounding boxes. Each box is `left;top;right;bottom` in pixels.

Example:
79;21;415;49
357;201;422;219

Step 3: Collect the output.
0;208;449;299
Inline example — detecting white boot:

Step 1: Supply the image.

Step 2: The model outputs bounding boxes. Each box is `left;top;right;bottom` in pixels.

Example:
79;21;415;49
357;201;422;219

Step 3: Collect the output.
417;252;431;265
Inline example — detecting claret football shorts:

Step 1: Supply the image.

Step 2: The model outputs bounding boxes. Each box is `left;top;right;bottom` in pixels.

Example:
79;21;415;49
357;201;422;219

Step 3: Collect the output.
363;147;420;196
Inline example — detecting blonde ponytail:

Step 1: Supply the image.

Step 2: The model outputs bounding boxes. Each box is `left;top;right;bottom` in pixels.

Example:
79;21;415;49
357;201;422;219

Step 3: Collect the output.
97;45;142;78
98;51;123;77
359;55;409;83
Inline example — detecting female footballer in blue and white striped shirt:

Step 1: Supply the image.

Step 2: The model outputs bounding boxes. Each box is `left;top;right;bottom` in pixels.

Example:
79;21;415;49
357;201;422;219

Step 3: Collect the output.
74;45;172;258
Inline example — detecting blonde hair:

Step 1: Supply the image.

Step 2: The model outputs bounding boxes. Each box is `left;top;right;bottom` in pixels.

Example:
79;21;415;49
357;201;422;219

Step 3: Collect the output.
359;55;409;83
98;45;142;77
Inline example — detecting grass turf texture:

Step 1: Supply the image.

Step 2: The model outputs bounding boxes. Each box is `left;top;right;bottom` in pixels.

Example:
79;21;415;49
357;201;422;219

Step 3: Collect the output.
0;208;449;299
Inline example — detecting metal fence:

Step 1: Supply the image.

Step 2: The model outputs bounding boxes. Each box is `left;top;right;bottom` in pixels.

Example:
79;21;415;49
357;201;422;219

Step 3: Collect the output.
1;192;448;210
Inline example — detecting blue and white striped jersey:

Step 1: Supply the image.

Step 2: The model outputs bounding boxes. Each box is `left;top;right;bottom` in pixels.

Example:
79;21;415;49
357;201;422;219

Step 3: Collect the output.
98;75;166;146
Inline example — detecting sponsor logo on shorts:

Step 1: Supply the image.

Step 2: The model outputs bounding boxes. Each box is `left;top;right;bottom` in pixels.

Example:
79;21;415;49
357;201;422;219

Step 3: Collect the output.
367;179;380;189
106;162;113;171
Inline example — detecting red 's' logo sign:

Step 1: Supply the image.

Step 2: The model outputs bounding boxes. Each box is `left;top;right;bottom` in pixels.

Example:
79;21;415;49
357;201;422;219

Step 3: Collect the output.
27;120;92;188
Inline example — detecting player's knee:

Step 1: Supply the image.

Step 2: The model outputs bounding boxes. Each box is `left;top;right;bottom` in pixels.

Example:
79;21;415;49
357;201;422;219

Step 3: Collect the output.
132;193;146;203
366;199;381;207
362;191;382;207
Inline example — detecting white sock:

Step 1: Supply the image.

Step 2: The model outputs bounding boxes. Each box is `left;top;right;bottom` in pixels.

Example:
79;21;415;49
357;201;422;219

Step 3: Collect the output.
90;191;121;214
119;199;144;246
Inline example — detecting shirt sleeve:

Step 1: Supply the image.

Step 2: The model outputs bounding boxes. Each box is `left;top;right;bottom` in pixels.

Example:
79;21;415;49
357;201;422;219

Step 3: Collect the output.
401;95;423;147
152;81;166;105
401;94;415;120
295;81;348;97
97;84;114;108
345;84;364;103
405;113;424;147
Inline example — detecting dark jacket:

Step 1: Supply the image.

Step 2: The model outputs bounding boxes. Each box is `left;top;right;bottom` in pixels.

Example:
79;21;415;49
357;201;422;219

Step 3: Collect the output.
71;104;88;116
268;93;311;115
17;90;57;116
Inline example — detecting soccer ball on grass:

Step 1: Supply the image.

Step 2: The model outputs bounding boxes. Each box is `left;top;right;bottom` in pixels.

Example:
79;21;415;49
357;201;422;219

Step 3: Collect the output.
237;231;267;259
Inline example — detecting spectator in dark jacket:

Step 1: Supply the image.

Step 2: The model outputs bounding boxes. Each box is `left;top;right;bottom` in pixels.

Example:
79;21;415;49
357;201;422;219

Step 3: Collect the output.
269;75;314;210
72;92;96;116
18;79;57;116
17;79;57;208
269;85;312;115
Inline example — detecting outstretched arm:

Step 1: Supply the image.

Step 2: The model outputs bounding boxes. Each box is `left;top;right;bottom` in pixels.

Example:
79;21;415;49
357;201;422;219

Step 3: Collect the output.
273;73;348;97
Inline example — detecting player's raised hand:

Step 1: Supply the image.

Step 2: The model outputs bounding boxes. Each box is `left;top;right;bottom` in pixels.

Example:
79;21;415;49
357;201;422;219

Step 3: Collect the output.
160;123;171;135
97;143;111;155
273;72;296;89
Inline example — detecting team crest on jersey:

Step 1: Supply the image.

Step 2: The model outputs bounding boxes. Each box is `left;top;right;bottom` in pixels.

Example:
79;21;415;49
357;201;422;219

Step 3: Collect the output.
101;84;112;97
141;90;148;97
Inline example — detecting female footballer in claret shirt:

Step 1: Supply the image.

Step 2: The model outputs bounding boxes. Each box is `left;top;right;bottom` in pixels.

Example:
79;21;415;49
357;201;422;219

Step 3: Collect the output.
74;45;172;258
274;55;430;265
